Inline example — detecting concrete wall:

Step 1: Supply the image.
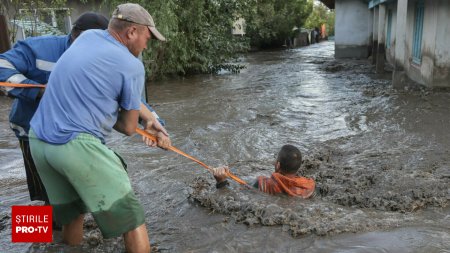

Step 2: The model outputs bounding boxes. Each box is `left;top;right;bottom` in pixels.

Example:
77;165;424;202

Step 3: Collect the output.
371;6;379;64
333;0;450;87
401;0;442;87
418;1;437;86
401;1;420;84
432;1;450;87
392;0;450;87
368;8;374;57
376;4;386;72
392;0;409;88
335;0;371;58
385;3;397;65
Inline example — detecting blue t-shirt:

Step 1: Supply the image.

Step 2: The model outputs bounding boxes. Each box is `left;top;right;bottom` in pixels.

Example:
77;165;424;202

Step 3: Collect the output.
31;30;144;144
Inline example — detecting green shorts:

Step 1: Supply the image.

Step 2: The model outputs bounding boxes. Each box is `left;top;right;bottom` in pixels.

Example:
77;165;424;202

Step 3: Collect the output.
29;130;145;238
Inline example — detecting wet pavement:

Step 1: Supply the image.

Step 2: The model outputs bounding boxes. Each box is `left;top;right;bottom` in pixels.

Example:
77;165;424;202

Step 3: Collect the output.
0;41;449;252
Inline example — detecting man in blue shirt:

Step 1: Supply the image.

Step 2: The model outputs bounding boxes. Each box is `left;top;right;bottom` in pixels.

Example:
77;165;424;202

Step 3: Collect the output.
0;12;109;204
0;11;166;206
30;3;170;252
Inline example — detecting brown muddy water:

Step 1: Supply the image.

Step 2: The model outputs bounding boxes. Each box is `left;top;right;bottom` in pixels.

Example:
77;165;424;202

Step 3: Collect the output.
1;41;449;252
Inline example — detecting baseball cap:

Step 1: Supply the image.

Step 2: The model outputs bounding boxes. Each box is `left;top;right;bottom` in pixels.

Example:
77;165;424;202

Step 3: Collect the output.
112;3;166;41
73;12;109;31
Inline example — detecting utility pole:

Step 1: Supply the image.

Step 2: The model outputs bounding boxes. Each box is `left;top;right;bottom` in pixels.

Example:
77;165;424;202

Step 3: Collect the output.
0;14;11;53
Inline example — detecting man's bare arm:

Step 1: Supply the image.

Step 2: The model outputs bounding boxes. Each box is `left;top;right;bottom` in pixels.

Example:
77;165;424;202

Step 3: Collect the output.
113;109;139;136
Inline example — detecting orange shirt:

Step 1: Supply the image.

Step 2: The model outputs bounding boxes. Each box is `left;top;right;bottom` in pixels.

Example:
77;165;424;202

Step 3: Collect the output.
257;172;315;198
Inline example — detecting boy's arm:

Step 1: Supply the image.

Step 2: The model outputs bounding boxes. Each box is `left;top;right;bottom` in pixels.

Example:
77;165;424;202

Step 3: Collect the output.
140;98;166;126
252;180;259;189
212;166;230;188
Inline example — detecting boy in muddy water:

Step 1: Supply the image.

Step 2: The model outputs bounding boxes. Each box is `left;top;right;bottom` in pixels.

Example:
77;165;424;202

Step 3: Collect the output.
212;144;315;198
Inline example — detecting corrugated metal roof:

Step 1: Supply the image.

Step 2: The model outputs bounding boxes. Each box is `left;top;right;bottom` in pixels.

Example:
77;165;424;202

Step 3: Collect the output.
12;19;64;37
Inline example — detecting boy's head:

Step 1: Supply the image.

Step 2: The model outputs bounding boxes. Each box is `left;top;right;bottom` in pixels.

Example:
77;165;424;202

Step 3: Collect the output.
275;145;302;175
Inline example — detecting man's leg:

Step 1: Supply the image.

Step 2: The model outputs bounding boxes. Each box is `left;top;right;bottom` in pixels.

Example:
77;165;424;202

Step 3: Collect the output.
123;224;150;253
19;139;49;202
63;214;84;245
29;130;86;239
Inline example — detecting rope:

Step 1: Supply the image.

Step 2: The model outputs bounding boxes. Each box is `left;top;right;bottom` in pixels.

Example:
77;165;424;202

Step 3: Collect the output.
136;128;248;186
0;82;45;88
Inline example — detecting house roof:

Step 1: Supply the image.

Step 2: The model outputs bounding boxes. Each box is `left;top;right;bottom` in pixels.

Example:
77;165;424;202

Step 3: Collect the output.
319;0;335;9
12;19;64;37
319;0;379;10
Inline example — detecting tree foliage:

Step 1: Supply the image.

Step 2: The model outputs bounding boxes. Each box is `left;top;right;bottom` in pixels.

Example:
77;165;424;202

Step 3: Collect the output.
4;0;316;79
101;0;313;79
102;0;254;79
2;0;69;42
245;0;312;48
304;1;335;36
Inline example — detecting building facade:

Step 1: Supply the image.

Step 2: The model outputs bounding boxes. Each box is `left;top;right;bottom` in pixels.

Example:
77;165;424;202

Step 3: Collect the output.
321;0;450;88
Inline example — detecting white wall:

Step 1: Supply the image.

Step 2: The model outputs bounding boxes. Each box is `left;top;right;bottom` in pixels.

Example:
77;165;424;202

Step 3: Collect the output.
335;0;371;58
402;1;419;82
432;0;450;86
385;3;397;64
396;0;450;87
420;1;438;85
335;0;370;46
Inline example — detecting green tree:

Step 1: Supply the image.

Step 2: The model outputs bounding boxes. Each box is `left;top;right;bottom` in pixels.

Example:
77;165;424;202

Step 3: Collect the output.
2;0;68;42
326;9;335;36
102;0;253;79
244;0;312;48
305;1;335;36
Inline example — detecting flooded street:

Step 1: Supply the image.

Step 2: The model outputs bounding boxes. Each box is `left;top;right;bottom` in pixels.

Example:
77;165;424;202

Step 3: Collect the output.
1;41;449;252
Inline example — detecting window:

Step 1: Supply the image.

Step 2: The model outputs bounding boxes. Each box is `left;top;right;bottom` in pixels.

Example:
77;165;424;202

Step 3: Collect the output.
386;10;392;49
412;0;424;64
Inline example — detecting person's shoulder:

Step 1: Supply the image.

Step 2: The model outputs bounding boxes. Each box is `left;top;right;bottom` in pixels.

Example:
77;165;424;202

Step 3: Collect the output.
120;54;144;73
294;175;314;180
24;34;68;44
82;29;104;37
123;59;144;78
75;29;105;42
253;175;269;187
19;35;69;49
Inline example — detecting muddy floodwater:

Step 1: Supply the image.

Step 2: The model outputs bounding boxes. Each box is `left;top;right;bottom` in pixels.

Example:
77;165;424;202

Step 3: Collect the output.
1;41;449;252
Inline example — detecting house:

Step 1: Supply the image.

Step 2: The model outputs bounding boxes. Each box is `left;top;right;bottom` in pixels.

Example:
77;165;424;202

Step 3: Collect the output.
319;0;450;88
232;17;246;36
2;1;110;45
